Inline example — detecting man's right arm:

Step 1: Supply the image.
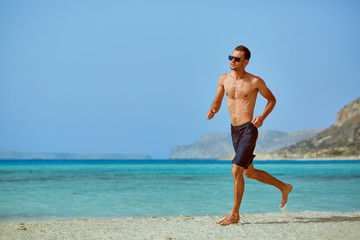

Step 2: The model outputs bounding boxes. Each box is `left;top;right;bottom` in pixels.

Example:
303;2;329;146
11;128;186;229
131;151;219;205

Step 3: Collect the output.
207;75;225;120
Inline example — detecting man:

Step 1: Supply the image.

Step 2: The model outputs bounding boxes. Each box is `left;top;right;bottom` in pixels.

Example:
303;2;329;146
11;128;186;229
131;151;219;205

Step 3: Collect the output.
207;45;293;226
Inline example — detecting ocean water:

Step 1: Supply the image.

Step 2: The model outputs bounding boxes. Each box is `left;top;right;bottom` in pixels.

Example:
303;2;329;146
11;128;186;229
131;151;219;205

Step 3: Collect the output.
0;160;359;222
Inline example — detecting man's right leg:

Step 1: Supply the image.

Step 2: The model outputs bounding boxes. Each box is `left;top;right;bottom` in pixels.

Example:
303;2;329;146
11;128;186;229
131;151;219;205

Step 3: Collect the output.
244;163;293;208
218;164;245;226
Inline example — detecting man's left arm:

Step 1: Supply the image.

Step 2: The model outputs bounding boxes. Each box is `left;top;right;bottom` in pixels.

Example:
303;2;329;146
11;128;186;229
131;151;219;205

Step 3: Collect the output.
251;78;276;128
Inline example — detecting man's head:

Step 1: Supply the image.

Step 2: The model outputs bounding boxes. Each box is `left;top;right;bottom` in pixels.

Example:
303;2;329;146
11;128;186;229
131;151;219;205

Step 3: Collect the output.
234;45;251;60
229;45;251;71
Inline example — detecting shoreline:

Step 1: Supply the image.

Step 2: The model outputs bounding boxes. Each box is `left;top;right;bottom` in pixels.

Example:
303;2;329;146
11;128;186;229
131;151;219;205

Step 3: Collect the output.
218;154;360;161
1;211;359;240
1;158;360;162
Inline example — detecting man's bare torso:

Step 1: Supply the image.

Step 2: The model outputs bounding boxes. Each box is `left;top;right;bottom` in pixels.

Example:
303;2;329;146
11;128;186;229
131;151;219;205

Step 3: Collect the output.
207;49;275;129
222;72;259;126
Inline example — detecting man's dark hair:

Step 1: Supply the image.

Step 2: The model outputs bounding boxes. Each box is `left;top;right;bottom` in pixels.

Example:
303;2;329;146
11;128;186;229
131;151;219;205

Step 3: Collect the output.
234;45;251;60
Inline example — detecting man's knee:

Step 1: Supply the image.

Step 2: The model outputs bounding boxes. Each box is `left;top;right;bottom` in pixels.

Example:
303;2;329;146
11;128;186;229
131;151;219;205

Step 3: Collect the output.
232;164;244;177
244;169;256;179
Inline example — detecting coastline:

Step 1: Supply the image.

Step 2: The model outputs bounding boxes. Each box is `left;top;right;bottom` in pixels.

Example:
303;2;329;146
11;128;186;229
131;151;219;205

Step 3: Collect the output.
218;153;360;161
1;211;359;240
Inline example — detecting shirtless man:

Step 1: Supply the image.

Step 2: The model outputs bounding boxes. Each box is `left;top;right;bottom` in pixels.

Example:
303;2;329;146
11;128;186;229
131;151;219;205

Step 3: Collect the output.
207;45;293;226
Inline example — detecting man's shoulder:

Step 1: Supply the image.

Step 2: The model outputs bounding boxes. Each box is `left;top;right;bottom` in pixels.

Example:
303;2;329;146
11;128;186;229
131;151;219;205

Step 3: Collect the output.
221;72;238;80
221;72;232;78
218;72;232;83
245;72;261;80
245;72;265;84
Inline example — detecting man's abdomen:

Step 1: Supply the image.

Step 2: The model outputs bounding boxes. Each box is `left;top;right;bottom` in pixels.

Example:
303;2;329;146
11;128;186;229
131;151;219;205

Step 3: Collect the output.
227;98;256;126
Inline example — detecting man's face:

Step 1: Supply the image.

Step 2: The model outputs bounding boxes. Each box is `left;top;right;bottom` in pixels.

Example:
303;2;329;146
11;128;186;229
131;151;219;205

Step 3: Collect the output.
230;50;248;71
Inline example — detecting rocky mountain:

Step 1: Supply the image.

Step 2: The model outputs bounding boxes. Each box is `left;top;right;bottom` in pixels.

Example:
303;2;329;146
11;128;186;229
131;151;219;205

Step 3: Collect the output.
169;133;233;160
274;98;360;159
169;129;321;159
335;98;360;126
256;129;322;153
0;151;151;160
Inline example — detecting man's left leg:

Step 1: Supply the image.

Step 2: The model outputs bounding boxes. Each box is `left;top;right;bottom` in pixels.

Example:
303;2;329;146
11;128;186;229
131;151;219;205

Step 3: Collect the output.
218;164;244;226
244;163;293;208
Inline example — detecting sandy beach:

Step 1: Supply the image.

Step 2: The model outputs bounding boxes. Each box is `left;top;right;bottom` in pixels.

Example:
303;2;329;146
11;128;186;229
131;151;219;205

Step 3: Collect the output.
1;211;359;240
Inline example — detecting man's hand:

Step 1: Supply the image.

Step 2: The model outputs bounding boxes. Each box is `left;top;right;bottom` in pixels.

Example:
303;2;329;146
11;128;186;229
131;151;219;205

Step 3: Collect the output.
251;116;264;128
207;109;216;120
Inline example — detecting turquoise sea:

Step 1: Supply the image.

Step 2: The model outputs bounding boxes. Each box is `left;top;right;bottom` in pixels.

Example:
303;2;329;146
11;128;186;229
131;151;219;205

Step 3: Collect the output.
1;160;359;222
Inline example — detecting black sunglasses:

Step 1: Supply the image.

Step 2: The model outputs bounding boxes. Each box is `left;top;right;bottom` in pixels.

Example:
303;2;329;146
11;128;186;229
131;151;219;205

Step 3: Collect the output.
228;55;247;62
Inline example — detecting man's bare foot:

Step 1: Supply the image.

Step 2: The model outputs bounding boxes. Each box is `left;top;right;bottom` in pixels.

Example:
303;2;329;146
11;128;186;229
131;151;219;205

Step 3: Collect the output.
217;213;239;226
280;184;293;208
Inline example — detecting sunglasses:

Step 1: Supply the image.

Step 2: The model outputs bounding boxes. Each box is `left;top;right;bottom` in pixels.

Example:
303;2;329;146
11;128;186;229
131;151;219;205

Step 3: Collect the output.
228;55;247;62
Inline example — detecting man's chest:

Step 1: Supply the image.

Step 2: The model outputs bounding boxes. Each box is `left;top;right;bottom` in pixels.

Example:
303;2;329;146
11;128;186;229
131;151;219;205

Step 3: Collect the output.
224;79;256;99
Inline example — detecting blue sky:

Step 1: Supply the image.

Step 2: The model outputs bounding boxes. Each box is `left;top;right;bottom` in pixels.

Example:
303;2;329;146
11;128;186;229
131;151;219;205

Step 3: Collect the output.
1;0;359;158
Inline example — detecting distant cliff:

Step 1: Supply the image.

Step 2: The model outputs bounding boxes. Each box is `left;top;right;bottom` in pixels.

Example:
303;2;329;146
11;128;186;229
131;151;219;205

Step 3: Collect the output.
274;97;360;159
335;98;360;126
0;151;151;160
169;129;321;159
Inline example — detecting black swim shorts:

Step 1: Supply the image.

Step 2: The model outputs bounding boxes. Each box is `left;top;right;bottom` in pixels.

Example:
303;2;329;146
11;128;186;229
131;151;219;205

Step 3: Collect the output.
231;121;258;169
